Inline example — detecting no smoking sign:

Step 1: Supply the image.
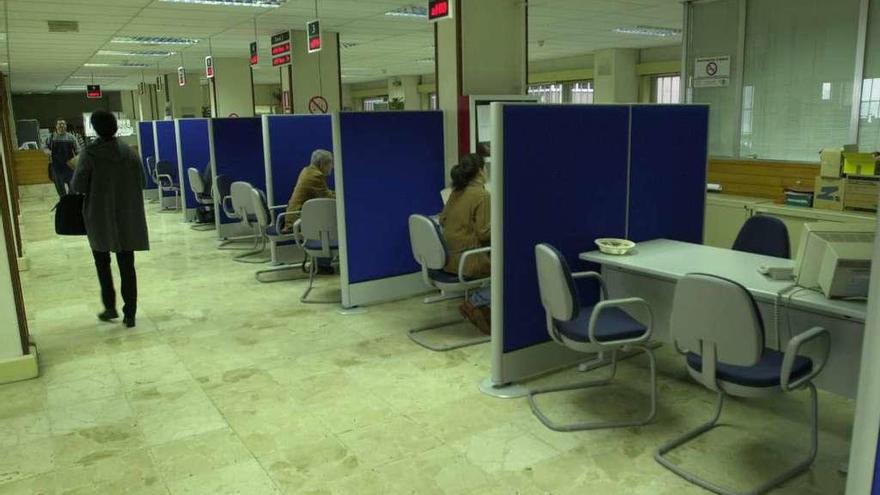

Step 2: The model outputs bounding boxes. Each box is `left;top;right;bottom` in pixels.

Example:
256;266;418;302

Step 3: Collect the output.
309;96;329;114
705;61;718;77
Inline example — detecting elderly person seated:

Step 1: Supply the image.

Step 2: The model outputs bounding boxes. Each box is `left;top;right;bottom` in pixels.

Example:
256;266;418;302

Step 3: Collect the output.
284;149;336;274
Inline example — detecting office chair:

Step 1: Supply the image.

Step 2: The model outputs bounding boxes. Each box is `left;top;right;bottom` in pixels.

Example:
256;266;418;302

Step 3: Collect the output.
187;167;214;230
295;198;340;303
655;273;830;495
213;175;256;250
250;188;307;283
155;160;180;211
530;243;657;432
145;156;158;203
229;181;267;263
406;214;491;351
732;215;790;258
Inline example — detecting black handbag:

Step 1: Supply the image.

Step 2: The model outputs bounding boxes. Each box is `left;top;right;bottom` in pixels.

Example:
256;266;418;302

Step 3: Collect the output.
53;194;86;236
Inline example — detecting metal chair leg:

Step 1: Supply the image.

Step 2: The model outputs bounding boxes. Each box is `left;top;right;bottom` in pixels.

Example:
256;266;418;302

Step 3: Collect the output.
654;384;818;495
528;346;657;432
255;257;309;283
300;258;341;304
407;319;490;352
233;237;269;264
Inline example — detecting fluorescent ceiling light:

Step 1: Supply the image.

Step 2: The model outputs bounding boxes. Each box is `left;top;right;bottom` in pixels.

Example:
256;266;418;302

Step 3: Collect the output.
84;62;150;68
613;25;682;37
97;49;175;57
55;85;85;90
416;57;435;63
158;0;285;6
385;5;427;18
70;75;126;80
111;36;199;45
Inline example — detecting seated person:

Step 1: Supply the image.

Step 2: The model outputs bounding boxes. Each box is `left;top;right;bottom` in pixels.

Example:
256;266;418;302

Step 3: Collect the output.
284;149;336;273
439;154;491;334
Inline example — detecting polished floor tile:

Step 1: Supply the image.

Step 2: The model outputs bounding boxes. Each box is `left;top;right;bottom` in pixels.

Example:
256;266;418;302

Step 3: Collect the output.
1;184;853;494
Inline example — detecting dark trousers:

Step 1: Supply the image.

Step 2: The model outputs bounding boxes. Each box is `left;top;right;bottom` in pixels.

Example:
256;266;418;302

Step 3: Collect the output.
92;250;137;318
52;167;72;197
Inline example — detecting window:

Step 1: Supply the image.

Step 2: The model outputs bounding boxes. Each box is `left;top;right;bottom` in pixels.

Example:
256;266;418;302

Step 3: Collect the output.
569;81;594;104
528;83;563;104
654;75;681;104
362;96;389;112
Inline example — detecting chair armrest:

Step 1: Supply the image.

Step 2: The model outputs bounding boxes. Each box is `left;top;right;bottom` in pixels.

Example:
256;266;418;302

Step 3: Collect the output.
780;326;830;392
458;246;491;284
588;297;653;347
157;174;175;188
571;271;608;300
221;195;235;218
269;204;288;210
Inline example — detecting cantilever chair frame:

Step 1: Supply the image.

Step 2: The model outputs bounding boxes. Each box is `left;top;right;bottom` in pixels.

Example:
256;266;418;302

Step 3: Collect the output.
250;189;308;283
654;273;831;495
294;198;341;304
407;214;492;352
529;243;657;432
187;167;215;231
227;181;269;263
155;160;181;212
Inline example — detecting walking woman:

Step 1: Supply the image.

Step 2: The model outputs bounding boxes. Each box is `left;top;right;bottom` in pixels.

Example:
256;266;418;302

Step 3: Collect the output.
72;110;149;328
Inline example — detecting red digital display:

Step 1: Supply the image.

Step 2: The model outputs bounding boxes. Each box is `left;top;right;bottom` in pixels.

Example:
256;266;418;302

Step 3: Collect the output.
271;42;290;56
86;84;102;99
428;0;451;21
249;41;259;67
205;56;214;78
309;37;321;51
250;54;259;65
272;54;291;67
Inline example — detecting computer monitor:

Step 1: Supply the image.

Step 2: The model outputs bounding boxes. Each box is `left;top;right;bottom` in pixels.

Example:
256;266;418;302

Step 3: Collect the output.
794;222;875;298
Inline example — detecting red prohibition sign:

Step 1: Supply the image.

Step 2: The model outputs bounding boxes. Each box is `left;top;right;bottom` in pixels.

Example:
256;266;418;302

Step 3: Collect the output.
308;96;329;114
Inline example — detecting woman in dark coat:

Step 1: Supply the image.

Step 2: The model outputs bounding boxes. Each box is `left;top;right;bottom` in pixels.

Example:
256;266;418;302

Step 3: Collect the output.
72;110;149;328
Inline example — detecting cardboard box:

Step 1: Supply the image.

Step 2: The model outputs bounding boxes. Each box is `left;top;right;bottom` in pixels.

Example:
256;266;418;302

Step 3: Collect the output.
844;176;879;211
843;152;876;176
820;148;844;178
814;177;845;210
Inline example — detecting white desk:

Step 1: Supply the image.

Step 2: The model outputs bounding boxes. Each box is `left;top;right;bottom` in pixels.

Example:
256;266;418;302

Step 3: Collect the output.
579;239;866;398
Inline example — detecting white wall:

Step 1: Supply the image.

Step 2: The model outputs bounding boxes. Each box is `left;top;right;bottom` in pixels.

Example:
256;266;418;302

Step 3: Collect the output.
291;30;341;114
168;78;204;118
209;57;255;118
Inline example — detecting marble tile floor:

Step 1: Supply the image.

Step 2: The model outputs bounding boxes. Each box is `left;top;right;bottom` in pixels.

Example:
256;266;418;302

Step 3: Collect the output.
0;184;852;494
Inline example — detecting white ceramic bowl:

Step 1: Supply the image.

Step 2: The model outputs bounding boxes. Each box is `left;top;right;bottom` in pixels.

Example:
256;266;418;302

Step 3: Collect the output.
595;238;636;255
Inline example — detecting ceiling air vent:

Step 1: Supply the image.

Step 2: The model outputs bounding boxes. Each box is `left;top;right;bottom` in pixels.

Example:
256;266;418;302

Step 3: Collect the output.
48;20;79;33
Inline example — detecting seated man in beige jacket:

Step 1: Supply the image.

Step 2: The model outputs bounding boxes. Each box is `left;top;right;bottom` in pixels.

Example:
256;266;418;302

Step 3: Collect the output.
284;149;336;273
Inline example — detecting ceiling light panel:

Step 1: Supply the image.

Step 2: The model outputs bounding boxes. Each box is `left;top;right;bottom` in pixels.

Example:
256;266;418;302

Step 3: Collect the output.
97;50;175;57
84;62;151;68
385;5;428;18
612;25;682;38
158;0;285;7
111;36;200;45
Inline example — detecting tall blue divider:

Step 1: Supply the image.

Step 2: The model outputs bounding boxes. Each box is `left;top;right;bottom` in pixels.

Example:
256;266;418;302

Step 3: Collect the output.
499;105;630;354
211;118;266;225
265;115;332;206
337;111;444;306
155;121;178;199
137;121;156;190
177;119;211;210
628;105;708;243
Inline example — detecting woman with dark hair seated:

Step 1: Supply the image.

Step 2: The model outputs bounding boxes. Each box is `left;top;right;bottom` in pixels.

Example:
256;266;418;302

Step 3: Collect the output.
72;109;149;328
439;153;491;334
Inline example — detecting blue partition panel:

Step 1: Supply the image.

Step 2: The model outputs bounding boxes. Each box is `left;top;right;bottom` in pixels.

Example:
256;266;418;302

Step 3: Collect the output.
138;121;157;190
501;105;630;353
628;105;708;244
155;121;178;198
178;119;211;210
266;115;332;206
339;112;445;284
212;118;266;224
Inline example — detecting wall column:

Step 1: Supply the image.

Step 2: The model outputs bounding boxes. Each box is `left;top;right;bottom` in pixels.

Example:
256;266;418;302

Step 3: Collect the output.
389;76;421;110
593;48;639;103
209;58;255;118
436;0;527;170
290;30;342;115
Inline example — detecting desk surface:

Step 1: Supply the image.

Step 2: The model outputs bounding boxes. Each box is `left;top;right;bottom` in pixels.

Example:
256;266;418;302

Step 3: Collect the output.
580;239;866;323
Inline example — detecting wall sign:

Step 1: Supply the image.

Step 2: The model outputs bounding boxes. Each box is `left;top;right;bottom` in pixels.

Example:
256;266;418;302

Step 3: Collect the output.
177;66;186;86
428;0;452;22
271;30;292;68
307;20;321;53
694;56;730;88
249;41;259;66
308;95;328;114
205;56;215;79
138;82;146;95
86;85;102;99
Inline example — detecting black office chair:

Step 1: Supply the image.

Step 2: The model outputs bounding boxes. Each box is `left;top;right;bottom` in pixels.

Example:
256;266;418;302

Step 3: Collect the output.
732;215;790;259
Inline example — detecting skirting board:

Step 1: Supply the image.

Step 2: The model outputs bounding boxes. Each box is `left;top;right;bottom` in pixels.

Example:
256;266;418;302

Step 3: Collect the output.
0;345;38;385
343;272;431;309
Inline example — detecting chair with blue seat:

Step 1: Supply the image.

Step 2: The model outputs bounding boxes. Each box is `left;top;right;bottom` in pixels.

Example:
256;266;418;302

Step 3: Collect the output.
406;214;491;351
295;198;340;303
145;156;159;203
732;215;790;258
228;181;267;263
250;188;307;283
155;160;180;211
187;167;215;230
530;243;657;432
655;273;830;495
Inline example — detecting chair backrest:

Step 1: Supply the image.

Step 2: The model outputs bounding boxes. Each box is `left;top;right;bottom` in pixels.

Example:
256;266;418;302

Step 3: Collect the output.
250;188;271;229
145;156;157;180
534;243;579;323
300;198;338;243
156;161;176;181
671;274;764;372
230;181;254;221
732;215;790;259
188;167;205;195
213;174;231;199
408;214;447;270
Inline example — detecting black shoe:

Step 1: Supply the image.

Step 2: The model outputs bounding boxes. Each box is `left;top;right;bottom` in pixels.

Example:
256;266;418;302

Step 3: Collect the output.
98;309;119;322
123;317;136;328
317;265;335;275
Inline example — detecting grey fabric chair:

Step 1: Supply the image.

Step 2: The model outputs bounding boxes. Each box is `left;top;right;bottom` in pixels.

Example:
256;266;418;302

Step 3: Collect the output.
155;160;180;211
655;273;830;495
187;167;214;231
530;243;657;432
406;214;491;351
294;198;340;303
250;188;306;283
229;181;266;263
